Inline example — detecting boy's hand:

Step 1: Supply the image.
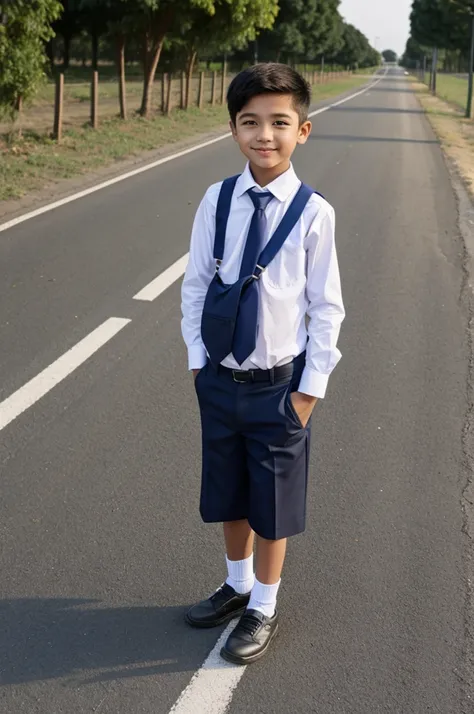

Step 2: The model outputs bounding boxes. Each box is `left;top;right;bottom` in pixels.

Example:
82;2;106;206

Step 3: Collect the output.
290;392;318;427
192;369;201;380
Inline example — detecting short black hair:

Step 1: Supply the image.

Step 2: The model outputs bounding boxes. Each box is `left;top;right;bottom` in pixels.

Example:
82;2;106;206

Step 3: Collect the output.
227;63;311;125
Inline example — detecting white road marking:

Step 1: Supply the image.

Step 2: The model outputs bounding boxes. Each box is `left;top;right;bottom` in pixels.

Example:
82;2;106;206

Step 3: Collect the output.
168;621;246;714
0;71;386;237
309;69;386;117
133;253;189;301
0;317;130;433
0;134;233;235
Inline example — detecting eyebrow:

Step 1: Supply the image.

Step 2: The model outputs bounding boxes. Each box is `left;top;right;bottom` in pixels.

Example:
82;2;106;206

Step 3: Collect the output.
238;112;293;120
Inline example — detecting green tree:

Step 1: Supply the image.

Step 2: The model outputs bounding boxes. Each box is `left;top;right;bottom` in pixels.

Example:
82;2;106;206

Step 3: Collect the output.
53;0;82;69
0;0;62;123
124;0;278;118
79;0;134;118
332;23;374;68
172;0;278;109
79;0;109;69
257;0;343;65
305;0;343;61
382;49;397;62
410;0;468;51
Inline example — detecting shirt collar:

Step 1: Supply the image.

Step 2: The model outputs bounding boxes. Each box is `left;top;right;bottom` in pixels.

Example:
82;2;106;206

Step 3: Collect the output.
234;162;300;202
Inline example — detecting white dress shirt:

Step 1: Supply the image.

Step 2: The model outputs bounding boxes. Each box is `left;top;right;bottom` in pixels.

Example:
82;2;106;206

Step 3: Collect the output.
181;163;344;398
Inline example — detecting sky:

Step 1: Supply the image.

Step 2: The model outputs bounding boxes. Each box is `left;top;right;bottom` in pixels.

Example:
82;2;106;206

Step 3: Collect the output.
339;0;412;57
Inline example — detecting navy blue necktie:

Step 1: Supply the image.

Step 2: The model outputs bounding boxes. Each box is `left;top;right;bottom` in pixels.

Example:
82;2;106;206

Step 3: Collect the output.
232;188;274;365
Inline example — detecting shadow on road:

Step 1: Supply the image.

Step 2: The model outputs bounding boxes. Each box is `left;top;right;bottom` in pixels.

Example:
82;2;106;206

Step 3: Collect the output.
0;597;219;685
330;106;424;115
309;134;438;144
369;87;415;93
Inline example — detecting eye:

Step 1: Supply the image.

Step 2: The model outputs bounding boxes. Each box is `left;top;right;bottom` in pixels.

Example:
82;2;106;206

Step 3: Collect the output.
242;120;257;126
274;120;290;126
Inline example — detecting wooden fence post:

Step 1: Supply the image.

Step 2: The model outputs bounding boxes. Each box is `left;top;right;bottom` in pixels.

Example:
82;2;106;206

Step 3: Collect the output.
198;71;204;109
166;73;173;116
91;70;98;129
53;72;64;141
161;72;166;113
180;71;186;109
185;72;193;110
220;60;227;104
211;71;217;106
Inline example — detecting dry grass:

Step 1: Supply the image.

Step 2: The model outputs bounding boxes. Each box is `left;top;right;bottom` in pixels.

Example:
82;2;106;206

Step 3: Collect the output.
412;80;474;196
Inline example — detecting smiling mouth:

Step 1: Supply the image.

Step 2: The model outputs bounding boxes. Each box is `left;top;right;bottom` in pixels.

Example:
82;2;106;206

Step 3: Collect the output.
253;148;275;153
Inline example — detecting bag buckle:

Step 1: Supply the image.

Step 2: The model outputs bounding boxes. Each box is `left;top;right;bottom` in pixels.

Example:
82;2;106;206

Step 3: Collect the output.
252;264;265;280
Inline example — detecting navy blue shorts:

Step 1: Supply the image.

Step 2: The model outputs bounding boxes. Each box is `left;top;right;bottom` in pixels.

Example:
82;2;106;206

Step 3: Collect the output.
194;353;311;540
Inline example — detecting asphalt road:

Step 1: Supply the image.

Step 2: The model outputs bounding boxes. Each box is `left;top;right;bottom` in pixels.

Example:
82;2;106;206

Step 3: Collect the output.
0;68;470;713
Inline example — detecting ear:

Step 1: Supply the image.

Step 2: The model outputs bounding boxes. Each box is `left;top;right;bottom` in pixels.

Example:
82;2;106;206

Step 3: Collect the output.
229;120;238;141
297;120;312;145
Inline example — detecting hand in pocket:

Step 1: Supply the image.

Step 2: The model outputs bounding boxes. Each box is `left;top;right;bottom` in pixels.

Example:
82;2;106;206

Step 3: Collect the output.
289;392;318;427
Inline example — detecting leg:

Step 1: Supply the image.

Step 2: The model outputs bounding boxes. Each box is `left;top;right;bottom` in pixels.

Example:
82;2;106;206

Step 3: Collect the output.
186;370;253;629
185;521;254;629
255;535;287;584
221;373;309;664
223;519;255;596
223;519;254;560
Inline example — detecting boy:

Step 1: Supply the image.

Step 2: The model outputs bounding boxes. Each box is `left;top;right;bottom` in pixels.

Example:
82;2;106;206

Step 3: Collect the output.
181;63;344;665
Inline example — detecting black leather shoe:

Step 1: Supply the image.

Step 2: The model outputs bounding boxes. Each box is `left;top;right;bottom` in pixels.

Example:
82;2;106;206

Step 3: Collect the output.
185;583;250;628
220;608;279;664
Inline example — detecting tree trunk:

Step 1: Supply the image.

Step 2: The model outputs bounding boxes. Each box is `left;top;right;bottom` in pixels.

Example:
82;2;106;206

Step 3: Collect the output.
139;10;174;118
116;34;127;120
185;50;197;110
92;31;99;71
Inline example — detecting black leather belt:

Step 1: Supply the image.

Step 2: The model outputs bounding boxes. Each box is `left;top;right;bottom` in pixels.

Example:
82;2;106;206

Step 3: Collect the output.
215;361;295;384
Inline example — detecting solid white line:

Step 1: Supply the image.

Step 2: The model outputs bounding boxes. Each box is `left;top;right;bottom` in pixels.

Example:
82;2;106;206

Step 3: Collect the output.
0;317;130;433
133;253;189;301
0;72;386;237
168;621;246;714
0;134;232;235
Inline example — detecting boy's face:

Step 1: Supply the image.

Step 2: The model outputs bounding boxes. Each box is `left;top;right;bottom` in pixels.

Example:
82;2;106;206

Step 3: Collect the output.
230;93;312;182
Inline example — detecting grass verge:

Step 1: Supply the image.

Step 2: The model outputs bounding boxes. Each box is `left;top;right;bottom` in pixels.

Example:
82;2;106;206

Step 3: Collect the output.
436;74;468;113
413;79;474;196
0;75;370;204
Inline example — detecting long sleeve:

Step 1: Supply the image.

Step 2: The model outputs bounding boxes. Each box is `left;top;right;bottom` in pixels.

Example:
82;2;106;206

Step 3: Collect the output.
298;203;345;399
181;189;216;370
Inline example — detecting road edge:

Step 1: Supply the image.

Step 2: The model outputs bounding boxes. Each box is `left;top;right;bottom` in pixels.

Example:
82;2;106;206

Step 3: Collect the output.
452;169;474;713
412;80;474;711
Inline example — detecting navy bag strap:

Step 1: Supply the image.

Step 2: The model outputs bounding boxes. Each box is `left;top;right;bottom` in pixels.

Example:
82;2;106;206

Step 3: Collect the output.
256;182;315;273
214;174;240;262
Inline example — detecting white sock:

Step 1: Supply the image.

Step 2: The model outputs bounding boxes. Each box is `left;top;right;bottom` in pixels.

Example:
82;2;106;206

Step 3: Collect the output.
248;577;280;618
225;554;255;595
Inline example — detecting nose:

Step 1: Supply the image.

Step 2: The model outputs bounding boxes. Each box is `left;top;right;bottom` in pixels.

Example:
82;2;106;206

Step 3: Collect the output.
256;122;273;143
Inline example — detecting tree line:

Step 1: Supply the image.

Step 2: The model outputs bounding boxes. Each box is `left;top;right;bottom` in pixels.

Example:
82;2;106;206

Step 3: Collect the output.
0;0;380;121
402;0;474;73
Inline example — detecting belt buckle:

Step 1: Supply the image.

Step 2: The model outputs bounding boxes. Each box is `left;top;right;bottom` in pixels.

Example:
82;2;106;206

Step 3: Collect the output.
232;369;251;383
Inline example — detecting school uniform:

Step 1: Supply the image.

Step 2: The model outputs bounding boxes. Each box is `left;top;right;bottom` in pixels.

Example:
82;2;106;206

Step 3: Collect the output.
181;162;345;541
